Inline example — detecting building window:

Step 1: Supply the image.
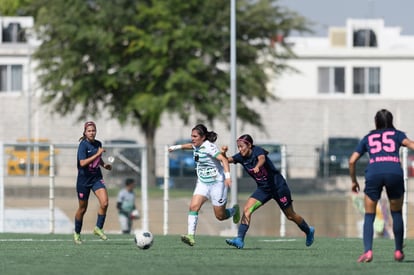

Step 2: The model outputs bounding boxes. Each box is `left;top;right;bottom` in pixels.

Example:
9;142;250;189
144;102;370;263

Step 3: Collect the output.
353;29;377;47
1;22;27;43
0;64;23;92
353;67;380;94
318;67;345;94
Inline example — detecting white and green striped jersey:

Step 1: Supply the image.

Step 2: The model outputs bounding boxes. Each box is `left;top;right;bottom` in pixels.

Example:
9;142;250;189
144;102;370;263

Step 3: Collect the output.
193;140;224;184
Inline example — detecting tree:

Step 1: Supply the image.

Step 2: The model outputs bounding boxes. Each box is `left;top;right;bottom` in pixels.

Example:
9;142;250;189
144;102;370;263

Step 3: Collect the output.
31;0;310;185
0;0;32;15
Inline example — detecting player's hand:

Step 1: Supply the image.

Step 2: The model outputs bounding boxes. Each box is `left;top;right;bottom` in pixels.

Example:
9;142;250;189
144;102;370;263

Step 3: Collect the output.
351;181;360;193
103;163;112;170
224;178;232;187
168;145;182;152
130;209;140;220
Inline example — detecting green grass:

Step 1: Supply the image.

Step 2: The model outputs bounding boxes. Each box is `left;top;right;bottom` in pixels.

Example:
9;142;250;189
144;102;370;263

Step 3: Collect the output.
0;234;412;275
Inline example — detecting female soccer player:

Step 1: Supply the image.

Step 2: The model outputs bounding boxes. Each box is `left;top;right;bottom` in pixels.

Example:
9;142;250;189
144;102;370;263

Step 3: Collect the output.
73;121;112;244
168;124;240;246
350;109;414;262
222;134;314;249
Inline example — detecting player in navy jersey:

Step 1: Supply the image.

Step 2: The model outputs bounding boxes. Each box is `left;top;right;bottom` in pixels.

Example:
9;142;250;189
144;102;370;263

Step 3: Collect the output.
349;109;414;262
168;124;240;246
222;134;314;249
73;121;112;244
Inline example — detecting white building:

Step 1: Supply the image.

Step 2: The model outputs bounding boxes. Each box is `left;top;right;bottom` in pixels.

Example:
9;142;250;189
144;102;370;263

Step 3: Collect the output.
0;17;35;96
243;18;414;176
273;18;414;99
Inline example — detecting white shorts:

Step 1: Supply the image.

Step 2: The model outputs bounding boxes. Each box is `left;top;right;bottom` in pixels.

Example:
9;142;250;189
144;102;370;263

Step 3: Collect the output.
193;180;228;206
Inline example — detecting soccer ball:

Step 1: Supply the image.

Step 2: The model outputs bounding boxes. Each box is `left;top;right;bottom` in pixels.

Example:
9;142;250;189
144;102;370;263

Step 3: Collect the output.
134;230;154;249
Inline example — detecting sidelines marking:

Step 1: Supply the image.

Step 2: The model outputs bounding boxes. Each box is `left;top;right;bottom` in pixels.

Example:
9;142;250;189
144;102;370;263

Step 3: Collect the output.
0;238;134;242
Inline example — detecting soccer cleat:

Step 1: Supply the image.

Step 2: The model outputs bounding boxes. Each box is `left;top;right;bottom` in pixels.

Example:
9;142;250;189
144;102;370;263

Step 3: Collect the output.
357;250;373;263
394;250;405;262
225;237;244;249
73;233;82;244
181;234;195;246
306;226;315;247
232;204;240;224
93;226;108;240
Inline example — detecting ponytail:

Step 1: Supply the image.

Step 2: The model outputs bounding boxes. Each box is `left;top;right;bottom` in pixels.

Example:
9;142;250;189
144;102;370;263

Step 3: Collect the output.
192;124;217;142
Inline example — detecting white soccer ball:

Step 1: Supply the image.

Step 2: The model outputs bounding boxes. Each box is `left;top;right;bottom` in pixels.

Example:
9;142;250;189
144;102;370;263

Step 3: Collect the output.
134;230;154;249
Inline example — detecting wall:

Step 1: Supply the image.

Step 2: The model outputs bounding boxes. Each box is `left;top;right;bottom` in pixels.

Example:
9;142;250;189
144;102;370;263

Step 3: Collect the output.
2;96;414;178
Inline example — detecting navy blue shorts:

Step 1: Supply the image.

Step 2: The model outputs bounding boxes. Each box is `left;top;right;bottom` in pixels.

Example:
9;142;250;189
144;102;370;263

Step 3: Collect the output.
251;173;292;210
364;173;404;201
76;178;106;201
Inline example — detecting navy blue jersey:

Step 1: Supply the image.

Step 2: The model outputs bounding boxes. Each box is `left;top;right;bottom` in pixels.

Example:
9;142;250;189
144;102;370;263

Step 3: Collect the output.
355;129;407;178
77;139;103;181
232;146;279;188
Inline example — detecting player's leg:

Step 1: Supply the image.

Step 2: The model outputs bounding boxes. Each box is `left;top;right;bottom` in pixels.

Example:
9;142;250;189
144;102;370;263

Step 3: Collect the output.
211;182;239;222
212;204;239;222
356;194;377;262
93;185;109;240
74;184;90;244
118;214;130;234
385;174;405;261
357;175;383;262
181;193;207;246
389;196;404;261
282;205;315;247
74;198;88;225
74;199;88;244
226;193;265;249
276;174;315;247
358;178;379;262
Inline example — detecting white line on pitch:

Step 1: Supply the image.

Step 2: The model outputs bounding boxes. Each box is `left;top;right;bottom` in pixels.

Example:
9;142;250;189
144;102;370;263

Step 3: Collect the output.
259;239;297;242
0;238;134;242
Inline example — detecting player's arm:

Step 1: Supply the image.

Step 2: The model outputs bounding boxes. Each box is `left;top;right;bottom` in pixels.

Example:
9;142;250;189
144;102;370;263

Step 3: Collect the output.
215;153;232;187
402;138;414;151
79;147;104;167
168;143;193;152
252;154;265;173
100;157;112;170
220;145;234;163
349;152;361;193
116;201;129;216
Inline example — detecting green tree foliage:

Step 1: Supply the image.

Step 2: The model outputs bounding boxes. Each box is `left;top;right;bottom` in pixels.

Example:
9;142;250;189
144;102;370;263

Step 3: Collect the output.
0;0;32;15
31;0;310;184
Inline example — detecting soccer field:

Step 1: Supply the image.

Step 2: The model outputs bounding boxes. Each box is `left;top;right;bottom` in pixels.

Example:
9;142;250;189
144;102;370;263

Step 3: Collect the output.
0;234;412;275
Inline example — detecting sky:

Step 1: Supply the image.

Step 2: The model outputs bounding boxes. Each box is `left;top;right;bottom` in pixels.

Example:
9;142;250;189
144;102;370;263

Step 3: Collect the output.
279;0;414;36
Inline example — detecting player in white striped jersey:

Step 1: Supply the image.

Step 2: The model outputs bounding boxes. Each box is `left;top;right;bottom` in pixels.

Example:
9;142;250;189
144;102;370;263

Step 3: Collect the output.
168;124;240;246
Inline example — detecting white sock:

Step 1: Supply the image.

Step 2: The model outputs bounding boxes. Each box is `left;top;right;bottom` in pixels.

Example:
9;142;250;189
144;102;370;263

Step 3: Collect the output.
188;212;198;235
